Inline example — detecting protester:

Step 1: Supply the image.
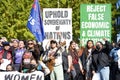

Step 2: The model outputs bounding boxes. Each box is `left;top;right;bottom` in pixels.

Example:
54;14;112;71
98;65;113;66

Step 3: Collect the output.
11;39;19;56
27;40;40;61
61;43;70;80
92;39;112;80
28;58;38;73
6;64;15;71
0;37;118;80
81;40;95;80
46;40;64;80
20;50;33;73
68;41;84;80
109;40;120;80
0;42;12;71
14;40;26;71
0;38;3;51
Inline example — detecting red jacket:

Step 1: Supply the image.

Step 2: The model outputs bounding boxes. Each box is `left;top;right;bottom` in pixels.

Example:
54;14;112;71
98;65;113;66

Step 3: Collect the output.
0;49;12;63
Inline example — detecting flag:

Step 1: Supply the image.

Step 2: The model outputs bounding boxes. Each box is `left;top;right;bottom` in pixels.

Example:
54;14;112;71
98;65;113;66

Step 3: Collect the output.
116;0;120;9
27;0;45;42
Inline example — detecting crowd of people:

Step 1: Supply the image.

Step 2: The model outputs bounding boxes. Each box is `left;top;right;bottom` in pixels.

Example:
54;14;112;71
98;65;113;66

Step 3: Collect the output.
0;37;120;80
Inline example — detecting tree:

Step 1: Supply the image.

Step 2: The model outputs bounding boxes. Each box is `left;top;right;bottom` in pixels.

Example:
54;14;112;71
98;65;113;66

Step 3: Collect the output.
0;0;34;41
0;0;119;43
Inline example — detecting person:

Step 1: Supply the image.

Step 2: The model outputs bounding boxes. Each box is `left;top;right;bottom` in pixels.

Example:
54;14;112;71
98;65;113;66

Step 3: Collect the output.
109;40;120;80
62;46;70;80
47;40;64;80
67;41;84;80
28;58;38;73
81;40;95;80
11;39;19;56
0;42;12;71
27;40;40;61
14;40;26;71
20;50;34;73
6;64;15;71
0;38;4;51
92;39;112;80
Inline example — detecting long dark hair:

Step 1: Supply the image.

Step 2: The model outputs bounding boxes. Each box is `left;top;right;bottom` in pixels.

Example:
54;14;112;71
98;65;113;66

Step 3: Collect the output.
68;41;78;59
27;40;40;61
85;40;94;56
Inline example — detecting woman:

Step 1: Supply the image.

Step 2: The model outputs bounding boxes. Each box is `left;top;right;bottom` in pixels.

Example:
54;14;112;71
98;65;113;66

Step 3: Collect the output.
81;40;95;80
92;40;112;80
29;59;38;73
68;41;83;80
27;40;40;61
0;42;12;71
14;40;26;71
20;50;33;73
6;64;15;71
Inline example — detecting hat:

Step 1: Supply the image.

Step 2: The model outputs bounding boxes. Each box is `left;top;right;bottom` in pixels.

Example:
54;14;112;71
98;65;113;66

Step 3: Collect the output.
2;42;10;46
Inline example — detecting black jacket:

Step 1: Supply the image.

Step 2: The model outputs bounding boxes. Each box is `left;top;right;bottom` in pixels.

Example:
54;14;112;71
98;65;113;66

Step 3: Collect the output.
92;41;112;72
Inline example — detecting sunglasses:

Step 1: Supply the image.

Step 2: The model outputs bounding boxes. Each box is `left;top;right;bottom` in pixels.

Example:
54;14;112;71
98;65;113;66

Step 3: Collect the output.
28;43;33;45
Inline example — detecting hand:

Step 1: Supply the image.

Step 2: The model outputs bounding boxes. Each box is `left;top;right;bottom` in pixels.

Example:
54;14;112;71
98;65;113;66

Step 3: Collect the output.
0;59;4;63
49;56;54;60
81;69;85;75
67;68;71;73
103;38;107;41
92;71;95;75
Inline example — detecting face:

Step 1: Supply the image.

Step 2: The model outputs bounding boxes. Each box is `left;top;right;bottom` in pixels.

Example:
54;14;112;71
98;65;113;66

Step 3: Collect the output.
23;52;32;64
30;59;37;69
4;46;10;50
71;42;76;49
51;43;57;49
6;65;13;71
12;40;19;48
19;41;25;48
28;41;34;48
96;42;103;51
87;41;93;48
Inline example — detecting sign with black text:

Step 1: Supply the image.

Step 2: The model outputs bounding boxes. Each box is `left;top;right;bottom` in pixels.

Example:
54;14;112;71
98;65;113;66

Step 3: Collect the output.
0;71;44;80
43;8;72;48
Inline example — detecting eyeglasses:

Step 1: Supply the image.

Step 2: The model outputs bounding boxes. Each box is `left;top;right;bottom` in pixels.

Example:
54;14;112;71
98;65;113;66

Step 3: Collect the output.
28;43;33;45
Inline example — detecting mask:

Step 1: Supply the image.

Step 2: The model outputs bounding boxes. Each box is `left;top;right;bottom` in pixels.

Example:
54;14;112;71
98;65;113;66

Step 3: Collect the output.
30;64;36;69
23;59;30;64
96;45;101;51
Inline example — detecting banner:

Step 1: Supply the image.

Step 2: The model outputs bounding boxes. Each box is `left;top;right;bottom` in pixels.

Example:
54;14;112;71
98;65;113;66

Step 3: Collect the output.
27;0;45;42
43;8;72;48
0;71;44;80
80;4;111;46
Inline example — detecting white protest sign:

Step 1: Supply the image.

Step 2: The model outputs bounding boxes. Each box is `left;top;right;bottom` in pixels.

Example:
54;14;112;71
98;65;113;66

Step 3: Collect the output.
43;8;72;49
0;59;11;70
0;71;44;80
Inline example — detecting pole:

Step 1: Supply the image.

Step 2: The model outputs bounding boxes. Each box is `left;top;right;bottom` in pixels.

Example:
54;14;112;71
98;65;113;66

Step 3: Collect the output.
58;0;59;8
